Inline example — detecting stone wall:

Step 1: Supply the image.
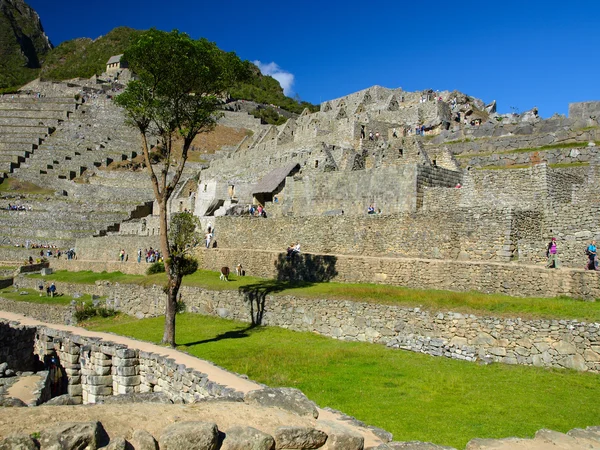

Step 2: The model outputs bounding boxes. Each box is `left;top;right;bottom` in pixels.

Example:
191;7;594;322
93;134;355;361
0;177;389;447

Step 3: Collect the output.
0;321;38;372
0;298;74;325
10;276;600;373
72;235;161;262
208;212;510;262
455;145;598;169
569;101;600;120
0;320;243;405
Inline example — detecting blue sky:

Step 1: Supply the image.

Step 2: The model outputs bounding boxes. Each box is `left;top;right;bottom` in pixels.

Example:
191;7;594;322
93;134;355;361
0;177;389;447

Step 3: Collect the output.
28;0;600;118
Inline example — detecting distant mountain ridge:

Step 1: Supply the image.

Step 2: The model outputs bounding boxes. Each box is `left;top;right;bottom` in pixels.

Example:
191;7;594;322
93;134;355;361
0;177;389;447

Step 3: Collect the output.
0;0;52;90
0;1;317;113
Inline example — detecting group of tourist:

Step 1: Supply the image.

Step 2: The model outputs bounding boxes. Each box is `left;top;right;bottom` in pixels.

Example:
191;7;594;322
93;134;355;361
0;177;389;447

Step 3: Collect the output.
6;203;32;211
545;238;599;271
141;248;161;263
249;205;267;218
37;281;57;297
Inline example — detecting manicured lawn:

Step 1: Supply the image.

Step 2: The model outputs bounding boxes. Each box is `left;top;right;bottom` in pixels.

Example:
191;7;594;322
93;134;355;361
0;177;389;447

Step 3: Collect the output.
30;270;600;322
86;313;600;448
0;287;98;305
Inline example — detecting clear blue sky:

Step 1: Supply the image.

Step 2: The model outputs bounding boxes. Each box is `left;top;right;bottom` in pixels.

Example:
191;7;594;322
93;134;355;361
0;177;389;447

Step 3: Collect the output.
28;0;600;118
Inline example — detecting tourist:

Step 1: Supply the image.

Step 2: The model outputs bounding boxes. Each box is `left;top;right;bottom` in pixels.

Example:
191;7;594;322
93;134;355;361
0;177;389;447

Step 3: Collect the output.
38;280;44;297
137;248;142;263
49;282;56;298
369;131;374;141
119;249;125;262
585;240;598;270
205;231;212;249
546;237;559;269
367;205;376;214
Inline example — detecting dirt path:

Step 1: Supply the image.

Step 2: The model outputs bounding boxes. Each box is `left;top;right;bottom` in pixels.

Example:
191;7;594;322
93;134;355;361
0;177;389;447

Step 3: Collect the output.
0;311;384;448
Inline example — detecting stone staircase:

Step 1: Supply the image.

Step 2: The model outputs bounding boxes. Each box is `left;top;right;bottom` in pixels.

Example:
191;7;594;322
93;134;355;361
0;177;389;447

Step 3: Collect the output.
0;96;78;178
0;92;156;251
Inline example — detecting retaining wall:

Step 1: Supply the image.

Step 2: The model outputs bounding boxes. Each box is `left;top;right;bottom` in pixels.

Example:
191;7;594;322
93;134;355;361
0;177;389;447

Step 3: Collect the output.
11;273;600;373
0;320;242;405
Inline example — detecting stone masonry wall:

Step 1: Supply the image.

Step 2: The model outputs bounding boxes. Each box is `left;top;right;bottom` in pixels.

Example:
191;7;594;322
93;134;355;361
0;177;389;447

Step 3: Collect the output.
209;213;510;261
0;321;243;405
0;321;38;372
11;275;600;373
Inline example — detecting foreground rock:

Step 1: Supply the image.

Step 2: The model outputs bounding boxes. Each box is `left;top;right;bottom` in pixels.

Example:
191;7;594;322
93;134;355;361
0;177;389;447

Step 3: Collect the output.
221;426;275;450
159;421;219;450
245;388;319;419
38;421;104;449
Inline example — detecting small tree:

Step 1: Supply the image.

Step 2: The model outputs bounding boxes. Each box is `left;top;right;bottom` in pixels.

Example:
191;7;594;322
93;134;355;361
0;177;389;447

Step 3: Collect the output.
115;29;248;346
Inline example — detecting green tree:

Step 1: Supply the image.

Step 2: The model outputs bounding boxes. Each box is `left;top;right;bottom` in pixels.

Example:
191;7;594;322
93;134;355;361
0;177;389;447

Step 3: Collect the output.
115;29;249;346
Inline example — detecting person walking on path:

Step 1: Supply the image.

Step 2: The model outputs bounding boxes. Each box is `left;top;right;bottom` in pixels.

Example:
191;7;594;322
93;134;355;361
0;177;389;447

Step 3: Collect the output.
546;237;559;269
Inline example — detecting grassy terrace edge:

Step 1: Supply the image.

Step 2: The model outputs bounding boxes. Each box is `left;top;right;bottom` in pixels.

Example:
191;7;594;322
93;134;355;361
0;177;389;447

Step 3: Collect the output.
25;269;600;322
83;313;600;449
454;141;600;159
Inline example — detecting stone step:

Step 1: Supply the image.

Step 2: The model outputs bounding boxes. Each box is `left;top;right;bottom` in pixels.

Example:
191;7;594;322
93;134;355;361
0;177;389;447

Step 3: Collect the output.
0;109;69;119
0;102;77;113
0;225;98;239
0;125;51;134
0;134;44;144
0;150;29;159
0;143;35;152
0;117;61;127
0;210;129;224
0;97;77;104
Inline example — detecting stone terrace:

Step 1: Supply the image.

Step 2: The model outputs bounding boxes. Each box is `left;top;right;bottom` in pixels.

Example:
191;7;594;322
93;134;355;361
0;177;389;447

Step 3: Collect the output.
0;95;78;179
0;86;155;248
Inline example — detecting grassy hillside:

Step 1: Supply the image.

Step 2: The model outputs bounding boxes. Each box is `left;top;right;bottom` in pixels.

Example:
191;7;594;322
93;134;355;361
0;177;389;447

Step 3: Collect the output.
0;0;52;92
40;27;317;114
230;64;319;115
40;27;143;81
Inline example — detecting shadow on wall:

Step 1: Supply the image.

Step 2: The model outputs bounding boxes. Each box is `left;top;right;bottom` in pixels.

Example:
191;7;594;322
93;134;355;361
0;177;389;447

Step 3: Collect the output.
238;253;338;326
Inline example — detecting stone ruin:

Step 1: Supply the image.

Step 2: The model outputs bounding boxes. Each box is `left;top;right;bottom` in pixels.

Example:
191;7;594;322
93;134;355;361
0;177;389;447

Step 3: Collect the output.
1;79;599;295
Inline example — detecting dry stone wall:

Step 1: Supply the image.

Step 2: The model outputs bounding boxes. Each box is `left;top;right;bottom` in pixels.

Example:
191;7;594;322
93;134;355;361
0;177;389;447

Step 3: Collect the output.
10;276;600;373
0;321;243;405
209;213;510;262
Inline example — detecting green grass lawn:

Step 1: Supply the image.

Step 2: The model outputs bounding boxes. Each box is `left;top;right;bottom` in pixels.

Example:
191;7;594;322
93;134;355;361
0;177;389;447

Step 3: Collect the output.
85;313;600;448
0;287;98;305
30;270;600;322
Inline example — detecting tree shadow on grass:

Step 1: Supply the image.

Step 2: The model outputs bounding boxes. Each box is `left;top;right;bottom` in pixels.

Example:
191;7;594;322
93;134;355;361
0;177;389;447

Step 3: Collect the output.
239;253;338;326
180;323;264;347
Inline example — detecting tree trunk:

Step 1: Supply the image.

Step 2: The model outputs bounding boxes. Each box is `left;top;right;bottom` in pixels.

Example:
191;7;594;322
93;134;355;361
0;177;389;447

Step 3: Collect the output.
158;199;178;347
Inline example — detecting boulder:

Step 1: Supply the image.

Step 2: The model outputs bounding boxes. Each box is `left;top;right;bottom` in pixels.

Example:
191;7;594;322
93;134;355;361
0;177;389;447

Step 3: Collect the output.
98;392;172;404
101;436;128;450
273;427;327;449
0;434;38;450
44;394;79;406
317;420;363;450
38;421;103;450
0;397;27;407
245;388;319;419
221;426;275;450
159;421;219;450
130;430;158;450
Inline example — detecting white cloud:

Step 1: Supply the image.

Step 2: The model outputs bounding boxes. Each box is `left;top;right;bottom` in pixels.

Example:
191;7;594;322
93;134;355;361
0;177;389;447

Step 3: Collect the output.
253;60;295;96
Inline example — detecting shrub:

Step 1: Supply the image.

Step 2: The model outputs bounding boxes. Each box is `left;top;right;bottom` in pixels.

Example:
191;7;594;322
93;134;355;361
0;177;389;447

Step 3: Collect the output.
146;262;165;275
74;303;117;322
